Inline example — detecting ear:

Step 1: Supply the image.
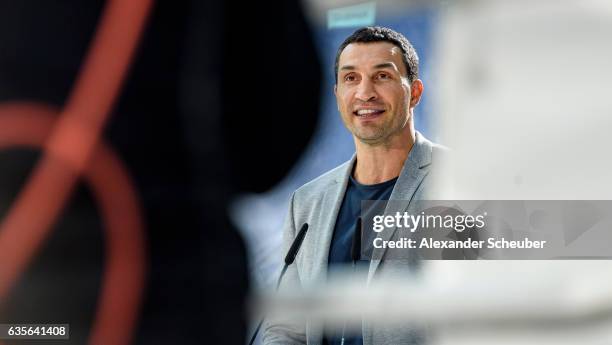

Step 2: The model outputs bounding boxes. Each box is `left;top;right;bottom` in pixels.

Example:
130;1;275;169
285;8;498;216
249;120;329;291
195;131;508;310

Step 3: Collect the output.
334;84;340;111
409;79;424;108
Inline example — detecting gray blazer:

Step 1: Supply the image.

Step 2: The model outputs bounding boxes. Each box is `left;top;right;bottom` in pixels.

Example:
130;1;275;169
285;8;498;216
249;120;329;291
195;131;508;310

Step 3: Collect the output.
263;132;446;345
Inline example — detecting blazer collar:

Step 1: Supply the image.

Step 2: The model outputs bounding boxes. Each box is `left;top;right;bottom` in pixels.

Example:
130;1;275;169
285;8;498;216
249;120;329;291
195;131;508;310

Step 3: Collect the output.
406;130;433;170
368;131;433;280
308;158;354;286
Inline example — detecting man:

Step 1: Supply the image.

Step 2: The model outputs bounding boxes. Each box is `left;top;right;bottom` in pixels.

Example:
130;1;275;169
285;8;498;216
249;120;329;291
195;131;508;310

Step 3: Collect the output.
263;26;445;345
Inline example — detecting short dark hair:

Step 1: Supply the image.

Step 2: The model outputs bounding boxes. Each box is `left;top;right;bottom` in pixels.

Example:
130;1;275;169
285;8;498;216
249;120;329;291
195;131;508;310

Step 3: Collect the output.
334;26;419;84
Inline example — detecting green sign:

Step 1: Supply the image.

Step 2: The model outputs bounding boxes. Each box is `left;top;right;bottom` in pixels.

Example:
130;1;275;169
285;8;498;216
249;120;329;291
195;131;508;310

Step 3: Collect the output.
328;2;376;29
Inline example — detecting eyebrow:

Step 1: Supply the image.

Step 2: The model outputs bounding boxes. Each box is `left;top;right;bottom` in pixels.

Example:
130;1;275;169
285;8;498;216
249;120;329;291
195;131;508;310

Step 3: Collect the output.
339;62;397;72
373;62;397;70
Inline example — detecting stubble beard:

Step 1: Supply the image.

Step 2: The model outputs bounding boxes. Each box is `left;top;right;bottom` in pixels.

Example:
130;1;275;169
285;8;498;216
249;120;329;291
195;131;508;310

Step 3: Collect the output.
351;110;409;147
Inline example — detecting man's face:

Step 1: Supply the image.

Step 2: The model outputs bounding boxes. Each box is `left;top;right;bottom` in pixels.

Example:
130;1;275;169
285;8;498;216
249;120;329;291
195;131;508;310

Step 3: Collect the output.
335;42;420;146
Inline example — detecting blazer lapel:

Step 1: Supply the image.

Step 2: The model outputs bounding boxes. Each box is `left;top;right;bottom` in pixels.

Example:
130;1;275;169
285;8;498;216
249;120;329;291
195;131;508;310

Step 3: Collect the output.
367;132;433;282
307;155;355;286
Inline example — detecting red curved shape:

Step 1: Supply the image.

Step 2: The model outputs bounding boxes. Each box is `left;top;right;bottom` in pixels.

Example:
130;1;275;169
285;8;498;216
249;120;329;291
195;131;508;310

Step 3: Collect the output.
0;0;153;343
0;105;146;345
0;0;152;298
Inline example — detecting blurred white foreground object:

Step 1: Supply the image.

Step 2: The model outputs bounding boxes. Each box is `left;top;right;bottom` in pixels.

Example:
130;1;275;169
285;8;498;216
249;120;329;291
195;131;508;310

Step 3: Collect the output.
432;0;612;200
257;261;612;344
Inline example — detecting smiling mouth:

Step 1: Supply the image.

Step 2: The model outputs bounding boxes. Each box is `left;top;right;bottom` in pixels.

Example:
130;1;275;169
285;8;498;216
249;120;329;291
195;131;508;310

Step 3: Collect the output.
353;109;385;118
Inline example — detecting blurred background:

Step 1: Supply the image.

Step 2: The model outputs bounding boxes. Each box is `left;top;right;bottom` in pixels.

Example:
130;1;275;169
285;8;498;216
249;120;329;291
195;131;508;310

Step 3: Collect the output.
1;0;612;344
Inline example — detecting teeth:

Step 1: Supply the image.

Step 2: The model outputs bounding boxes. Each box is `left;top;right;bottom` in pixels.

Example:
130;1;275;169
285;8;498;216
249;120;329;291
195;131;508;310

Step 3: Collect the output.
356;109;382;115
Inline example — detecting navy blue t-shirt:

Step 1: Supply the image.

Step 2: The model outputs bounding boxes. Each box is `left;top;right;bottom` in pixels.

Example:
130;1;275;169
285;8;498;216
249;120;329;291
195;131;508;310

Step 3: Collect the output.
323;174;397;345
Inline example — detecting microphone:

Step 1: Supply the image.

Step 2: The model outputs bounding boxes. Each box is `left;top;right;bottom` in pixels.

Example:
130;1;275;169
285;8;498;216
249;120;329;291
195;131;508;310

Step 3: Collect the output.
248;223;309;345
285;222;309;264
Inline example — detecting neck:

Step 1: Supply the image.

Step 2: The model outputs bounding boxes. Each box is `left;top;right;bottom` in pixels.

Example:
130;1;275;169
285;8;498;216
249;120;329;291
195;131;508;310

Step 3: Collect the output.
353;124;416;185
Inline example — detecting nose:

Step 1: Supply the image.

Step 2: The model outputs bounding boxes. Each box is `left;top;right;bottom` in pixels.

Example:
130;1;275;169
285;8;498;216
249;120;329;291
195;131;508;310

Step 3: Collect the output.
355;79;377;102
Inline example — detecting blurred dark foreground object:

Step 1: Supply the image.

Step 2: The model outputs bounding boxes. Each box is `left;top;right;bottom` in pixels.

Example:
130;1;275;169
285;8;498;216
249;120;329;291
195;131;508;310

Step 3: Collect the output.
0;0;320;344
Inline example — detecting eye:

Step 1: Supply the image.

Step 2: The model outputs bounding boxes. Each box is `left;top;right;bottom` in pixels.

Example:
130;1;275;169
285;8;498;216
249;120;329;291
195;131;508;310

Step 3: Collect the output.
377;72;391;80
344;74;357;82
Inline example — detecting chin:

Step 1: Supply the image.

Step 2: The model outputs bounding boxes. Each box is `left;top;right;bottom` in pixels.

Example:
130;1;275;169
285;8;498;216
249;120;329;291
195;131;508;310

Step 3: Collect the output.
355;131;385;143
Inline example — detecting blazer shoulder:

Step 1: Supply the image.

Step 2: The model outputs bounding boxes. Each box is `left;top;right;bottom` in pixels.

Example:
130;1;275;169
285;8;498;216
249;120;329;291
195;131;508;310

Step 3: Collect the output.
432;142;450;156
428;139;450;167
